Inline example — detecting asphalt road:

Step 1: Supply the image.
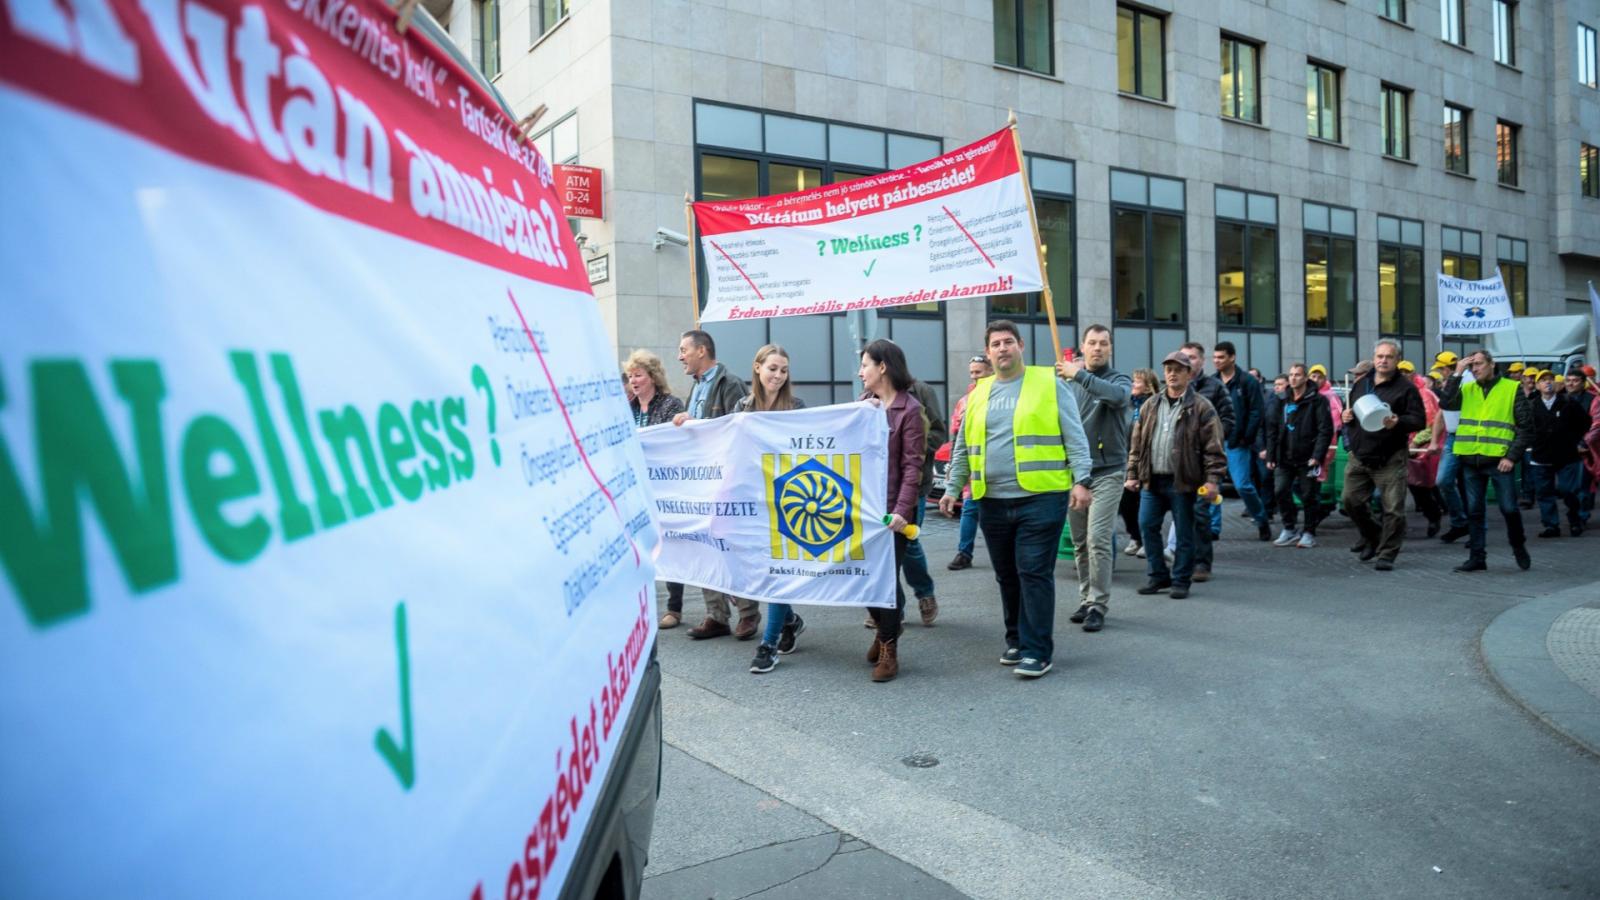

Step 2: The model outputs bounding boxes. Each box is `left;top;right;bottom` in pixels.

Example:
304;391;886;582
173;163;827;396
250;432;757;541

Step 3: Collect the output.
642;500;1600;900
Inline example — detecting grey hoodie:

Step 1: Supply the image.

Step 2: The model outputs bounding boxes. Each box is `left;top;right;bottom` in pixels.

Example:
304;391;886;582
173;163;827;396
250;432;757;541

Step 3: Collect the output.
1064;363;1134;477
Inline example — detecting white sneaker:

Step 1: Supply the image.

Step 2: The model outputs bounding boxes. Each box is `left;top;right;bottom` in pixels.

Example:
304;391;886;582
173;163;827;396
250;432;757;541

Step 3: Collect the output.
1124;541;1142;556
1164;551;1175;565
1297;532;1317;549
1273;528;1300;547
1136;545;1147;558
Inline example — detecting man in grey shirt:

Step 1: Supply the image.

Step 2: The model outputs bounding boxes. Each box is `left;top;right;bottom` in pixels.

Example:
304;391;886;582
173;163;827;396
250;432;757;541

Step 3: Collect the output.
939;320;1092;679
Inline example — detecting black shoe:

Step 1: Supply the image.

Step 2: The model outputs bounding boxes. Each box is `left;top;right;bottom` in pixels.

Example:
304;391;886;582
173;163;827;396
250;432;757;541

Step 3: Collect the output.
1538;527;1561;538
1514;546;1531;570
1519;499;1535;510
1454;558;1487;572
777;614;805;654
1374;559;1394;571
1573;522;1586;537
947;552;972;570
1350;541;1368;554
999;647;1022;666
1426;520;1441;538
1169;586;1190;599
1082;609;1105;632
1258;523;1273;541
1137;579;1172;595
1360;545;1378;562
1439;525;1469;543
749;643;778;674
1069;606;1090;624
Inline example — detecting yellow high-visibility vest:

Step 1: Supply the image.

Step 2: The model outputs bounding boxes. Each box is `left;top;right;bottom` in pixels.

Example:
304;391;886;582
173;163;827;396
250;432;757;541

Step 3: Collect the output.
1456;377;1518;458
963;367;1072;498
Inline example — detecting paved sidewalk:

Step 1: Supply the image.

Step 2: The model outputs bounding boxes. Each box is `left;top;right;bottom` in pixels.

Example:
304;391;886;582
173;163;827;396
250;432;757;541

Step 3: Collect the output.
1482;586;1600;756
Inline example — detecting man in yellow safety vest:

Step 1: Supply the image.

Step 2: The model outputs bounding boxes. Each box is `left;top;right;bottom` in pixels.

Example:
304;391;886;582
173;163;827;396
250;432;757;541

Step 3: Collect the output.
940;320;1093;679
1439;349;1535;571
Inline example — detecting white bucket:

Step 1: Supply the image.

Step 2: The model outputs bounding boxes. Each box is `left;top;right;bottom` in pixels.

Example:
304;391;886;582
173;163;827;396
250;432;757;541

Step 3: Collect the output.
1352;393;1392;432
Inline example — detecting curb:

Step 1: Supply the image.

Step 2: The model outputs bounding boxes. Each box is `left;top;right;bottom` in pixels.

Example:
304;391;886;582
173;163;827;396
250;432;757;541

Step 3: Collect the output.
1479;583;1600;757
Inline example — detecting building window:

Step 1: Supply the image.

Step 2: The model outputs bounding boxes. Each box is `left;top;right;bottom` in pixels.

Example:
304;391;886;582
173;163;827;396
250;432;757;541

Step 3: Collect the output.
1381;85;1410;159
1497;236;1528;316
1443;104;1469;174
1493;0;1516;66
1304;202;1357;334
1581;24;1598;89
995;0;1053;74
1117;5;1166;101
1306;62;1341;141
990;155;1076;363
1496;120;1519;186
474;0;499;80
536;0;569;38
1381;0;1406;24
1220;36;1261;123
1583;143;1600;198
1442;226;1483;280
1215;188;1277;330
530;112;579;165
1378;215;1424;339
1441;0;1464;45
1111;170;1185;324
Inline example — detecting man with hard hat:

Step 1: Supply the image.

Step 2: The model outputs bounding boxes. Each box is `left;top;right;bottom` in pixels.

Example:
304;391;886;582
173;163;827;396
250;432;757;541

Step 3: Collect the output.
1430;350;1471;541
1398;360;1416;375
1439;350;1535;571
1307;364;1343;484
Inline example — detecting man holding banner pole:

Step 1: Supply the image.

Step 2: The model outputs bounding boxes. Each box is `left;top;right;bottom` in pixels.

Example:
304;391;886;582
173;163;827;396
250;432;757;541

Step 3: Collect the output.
940;320;1092;679
1057;324;1133;634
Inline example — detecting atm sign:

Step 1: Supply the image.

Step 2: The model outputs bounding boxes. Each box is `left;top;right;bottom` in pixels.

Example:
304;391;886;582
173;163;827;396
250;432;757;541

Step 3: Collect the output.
554;165;604;219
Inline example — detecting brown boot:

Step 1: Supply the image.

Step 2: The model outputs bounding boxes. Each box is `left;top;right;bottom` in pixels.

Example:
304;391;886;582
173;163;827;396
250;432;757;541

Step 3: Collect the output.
867;636;882;664
871;638;899;682
686;618;731;639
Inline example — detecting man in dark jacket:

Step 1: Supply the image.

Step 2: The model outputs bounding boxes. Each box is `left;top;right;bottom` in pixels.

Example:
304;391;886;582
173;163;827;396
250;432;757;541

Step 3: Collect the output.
900;378;948;625
676;329;759;639
1438;349;1535;571
1255;373;1283;521
1339;339;1426;570
1265;363;1333;548
1528;369;1591;537
1180;343;1233;582
1213;342;1271;540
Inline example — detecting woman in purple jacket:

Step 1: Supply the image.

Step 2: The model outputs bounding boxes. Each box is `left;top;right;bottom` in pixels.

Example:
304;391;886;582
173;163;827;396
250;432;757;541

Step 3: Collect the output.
858;339;926;682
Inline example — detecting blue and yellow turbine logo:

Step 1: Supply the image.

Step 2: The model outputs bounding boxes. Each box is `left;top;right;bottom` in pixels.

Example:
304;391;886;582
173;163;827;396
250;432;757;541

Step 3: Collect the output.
764;454;865;561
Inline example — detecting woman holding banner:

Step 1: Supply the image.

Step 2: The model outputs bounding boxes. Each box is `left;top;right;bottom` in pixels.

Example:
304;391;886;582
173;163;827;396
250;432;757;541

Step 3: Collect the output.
859;339;927;683
742;346;810;675
625;350;688;628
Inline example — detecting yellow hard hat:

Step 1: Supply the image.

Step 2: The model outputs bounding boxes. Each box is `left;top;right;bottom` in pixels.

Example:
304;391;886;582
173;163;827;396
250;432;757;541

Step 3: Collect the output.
1508;362;1525;373
1398;360;1415;373
1435;350;1459;366
1535;369;1555;381
1308;364;1328;377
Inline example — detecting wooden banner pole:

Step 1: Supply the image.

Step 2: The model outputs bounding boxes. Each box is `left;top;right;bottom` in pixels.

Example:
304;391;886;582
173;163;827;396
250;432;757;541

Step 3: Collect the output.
685;193;700;328
1007;111;1062;362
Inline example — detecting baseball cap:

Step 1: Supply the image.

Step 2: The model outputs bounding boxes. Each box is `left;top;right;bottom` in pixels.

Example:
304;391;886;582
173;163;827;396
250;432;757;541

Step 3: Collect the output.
1508;362;1525;373
1535;369;1555;381
1398;360;1415;373
1347;360;1373;377
1308;364;1328;377
1161;350;1193;369
1435;350;1459;366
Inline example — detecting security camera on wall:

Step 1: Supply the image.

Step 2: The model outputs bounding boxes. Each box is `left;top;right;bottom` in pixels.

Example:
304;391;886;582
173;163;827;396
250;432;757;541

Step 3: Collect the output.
653;227;689;250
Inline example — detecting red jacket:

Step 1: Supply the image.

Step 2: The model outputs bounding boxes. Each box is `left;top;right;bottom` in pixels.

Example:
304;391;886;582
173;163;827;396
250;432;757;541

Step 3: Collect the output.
863;390;927;520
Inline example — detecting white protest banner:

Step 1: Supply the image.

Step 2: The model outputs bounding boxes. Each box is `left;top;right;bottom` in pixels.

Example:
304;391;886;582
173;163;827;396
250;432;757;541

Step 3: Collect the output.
1438;270;1517;334
689;129;1044;323
1;3;657;898
639;404;897;607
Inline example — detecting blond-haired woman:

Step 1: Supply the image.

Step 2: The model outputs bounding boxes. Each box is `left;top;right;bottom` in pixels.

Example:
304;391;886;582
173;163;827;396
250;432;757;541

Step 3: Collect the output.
739;345;810;675
625;349;688;627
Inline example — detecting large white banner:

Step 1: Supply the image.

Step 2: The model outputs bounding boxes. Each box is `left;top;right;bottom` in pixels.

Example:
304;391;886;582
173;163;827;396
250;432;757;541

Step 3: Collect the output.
690;128;1045;323
639;404;897;608
1439;270;1516;334
1;2;656;898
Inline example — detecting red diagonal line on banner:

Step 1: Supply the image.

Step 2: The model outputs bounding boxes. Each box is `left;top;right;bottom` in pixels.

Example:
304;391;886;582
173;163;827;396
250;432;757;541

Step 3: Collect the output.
942;205;995;269
709;240;767;301
507;288;641;568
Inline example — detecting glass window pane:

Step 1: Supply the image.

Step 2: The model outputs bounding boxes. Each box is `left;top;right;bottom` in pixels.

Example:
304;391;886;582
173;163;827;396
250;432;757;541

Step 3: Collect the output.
764;116;826;160
1020;0;1052;73
1442;253;1461;277
829;168;872;185
696;104;763;151
1379;216;1400;243
1152;213;1184;322
829;124;885;168
888;134;940;169
1306;65;1319;137
1117;7;1136;93
1238;42;1258;122
1330;207;1356;235
1318;67;1339;141
1220;38;1236;117
769;164;822;196
1442;226;1461;253
1139;12;1164;100
769;315;830;382
1150;176;1184;210
1247;193;1275;224
1331;237;1356;332
1304;202;1329;233
1401;219;1422;246
1111;170;1147;205
1217;221;1245;326
1305;234;1330;329
1464;231;1480;256
1379;245;1399;334
1031;157;1074;195
700;154;760;200
1113;209;1147;320
1038;197;1074;318
990;293;1030;316
1216;188;1246;221
1400;248;1423;335
1248;225;1277;327
994;0;1019;67
1462;257;1482;279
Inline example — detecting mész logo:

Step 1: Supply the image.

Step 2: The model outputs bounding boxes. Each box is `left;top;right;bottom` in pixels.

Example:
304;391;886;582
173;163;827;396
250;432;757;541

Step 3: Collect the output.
762;454;865;562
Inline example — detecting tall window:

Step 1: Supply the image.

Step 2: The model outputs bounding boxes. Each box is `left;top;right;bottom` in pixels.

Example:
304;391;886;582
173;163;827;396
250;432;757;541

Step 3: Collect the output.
1441;0;1464;45
1583;143;1600;198
990;155;1077;364
1220;36;1261;122
1215;188;1278;329
1378;215;1424;339
1497;236;1528;316
1496;120;1519;186
995;0;1053;74
1381;0;1407;24
1443;104;1469;174
1118;6;1166;101
531;112;579;166
1306;62;1341;141
474;0;500;80
1112;170;1185;324
1581;24;1598;89
536;0;569;38
1442;226;1482;279
1381;85;1410;159
1493;0;1516;65
1304;202;1357;333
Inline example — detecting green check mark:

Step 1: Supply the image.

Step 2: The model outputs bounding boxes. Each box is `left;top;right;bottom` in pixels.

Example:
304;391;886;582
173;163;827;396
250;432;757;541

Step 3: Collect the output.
863;259;878;277
375;601;416;791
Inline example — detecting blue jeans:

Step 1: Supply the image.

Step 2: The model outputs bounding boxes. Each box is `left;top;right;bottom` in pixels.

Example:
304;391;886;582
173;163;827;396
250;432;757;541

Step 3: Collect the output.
1226;446;1267;525
977;492;1069;663
1435;433;1468;528
1531;461;1584;530
1140;475;1197;586
1462;462;1527;558
1193;496;1218;569
900;501;936;600
957;495;981;556
762;603;792;646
